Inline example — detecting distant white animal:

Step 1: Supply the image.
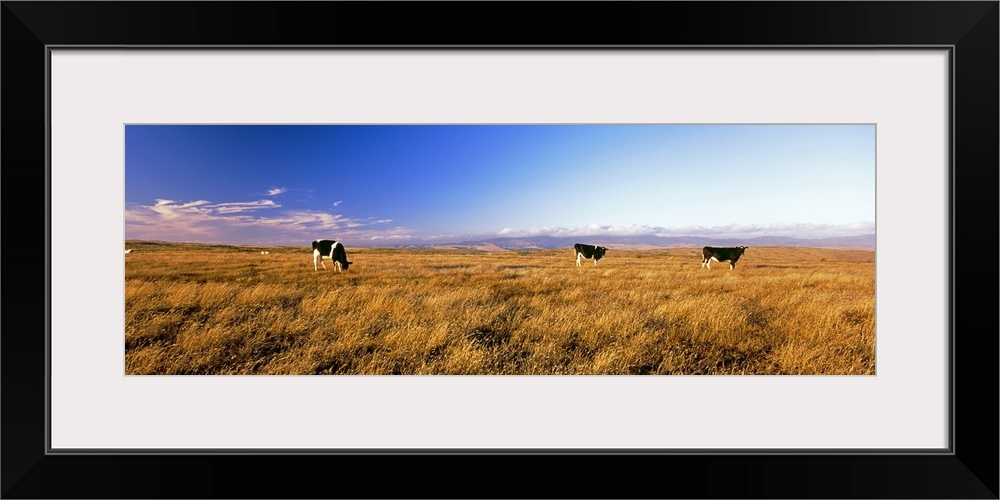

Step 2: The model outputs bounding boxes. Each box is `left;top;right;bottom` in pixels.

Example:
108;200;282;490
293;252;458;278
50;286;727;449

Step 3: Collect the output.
125;249;134;254
260;251;270;255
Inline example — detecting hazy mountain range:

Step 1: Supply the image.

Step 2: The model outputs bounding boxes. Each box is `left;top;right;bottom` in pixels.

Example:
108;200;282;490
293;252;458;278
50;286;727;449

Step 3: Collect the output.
385;233;877;251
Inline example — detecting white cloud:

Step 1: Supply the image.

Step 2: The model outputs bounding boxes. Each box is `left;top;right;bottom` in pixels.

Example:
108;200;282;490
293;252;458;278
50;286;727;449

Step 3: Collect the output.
658;222;876;239
126;199;402;246
209;200;280;214
147;199;214;219
368;232;418;241
127;197;873;247
499;224;666;238
332;200;342;207
267;187;287;196
497;222;875;240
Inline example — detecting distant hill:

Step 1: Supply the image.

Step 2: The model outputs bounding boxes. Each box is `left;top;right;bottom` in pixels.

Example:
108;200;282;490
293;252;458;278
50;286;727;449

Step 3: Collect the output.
126;234;876;252
388;233;876;251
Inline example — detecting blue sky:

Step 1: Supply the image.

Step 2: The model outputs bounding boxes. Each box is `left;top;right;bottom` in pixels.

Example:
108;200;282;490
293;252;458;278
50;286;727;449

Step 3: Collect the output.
125;124;875;246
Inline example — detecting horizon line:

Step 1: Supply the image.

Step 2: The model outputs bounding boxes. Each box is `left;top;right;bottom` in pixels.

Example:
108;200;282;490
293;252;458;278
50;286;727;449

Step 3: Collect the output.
124;232;876;249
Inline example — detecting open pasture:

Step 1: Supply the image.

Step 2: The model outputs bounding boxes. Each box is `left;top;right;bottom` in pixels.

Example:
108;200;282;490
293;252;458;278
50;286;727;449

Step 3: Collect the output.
125;241;875;375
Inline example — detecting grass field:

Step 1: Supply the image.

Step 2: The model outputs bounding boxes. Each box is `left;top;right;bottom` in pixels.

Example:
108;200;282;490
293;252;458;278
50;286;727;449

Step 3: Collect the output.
124;241;875;375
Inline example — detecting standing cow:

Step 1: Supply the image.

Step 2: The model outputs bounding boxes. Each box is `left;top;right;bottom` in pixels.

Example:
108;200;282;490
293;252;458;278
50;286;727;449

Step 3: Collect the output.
701;246;748;270
573;243;608;267
312;239;352;272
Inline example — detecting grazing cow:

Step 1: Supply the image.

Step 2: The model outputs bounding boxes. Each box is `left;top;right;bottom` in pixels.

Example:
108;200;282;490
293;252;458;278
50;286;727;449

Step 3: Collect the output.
312;239;352;272
125;249;134;254
701;246;748;270
573;243;608;267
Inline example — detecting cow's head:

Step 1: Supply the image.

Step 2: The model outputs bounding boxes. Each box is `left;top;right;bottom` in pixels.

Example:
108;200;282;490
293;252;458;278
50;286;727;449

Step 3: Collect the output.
595;246;608;258
737;246;747;256
343;261;353;271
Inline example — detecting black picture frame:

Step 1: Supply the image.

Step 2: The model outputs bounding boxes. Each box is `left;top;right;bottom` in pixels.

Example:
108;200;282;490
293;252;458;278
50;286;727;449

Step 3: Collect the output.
3;2;997;498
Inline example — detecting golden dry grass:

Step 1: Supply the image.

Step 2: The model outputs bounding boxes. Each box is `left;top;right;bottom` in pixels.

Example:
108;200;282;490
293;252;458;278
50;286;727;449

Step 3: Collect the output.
124;241;875;375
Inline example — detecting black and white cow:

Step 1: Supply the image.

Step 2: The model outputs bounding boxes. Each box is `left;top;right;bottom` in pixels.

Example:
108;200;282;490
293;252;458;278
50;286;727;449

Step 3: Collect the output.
573;243;608;267
312;239;352;272
701;246;748;270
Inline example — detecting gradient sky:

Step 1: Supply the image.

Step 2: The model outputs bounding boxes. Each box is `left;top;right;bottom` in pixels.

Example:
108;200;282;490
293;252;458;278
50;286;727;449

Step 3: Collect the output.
125;124;875;246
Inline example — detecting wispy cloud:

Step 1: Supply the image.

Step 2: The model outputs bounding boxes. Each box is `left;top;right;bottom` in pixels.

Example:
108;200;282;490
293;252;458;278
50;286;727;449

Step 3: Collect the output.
659;222;876;239
126;199;399;246
497;222;875;240
148;198;280;215
127;197;874;247
499;224;667;238
209;200;281;214
332;200;342;207
267;187;287;196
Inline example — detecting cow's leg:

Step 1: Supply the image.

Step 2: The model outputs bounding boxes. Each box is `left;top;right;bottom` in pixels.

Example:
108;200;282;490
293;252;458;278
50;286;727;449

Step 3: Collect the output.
593;258;598;266
313;250;320;271
576;253;582;266
334;261;342;272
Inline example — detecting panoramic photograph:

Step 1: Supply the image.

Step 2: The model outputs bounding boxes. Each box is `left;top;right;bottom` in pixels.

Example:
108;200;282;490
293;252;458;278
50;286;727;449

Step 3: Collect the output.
124;124;876;375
